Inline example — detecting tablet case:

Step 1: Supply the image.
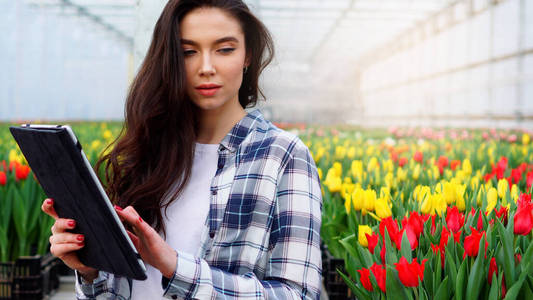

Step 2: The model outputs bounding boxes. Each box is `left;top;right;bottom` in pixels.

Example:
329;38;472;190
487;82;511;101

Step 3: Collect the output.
10;125;147;280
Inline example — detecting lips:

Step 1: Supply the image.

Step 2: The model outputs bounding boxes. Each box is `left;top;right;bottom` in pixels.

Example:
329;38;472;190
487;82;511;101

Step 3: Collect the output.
195;83;221;96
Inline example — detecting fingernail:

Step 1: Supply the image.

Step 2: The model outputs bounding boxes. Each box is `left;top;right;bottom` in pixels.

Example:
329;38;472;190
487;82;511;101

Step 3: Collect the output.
68;220;75;227
46;199;53;205
114;205;122;211
77;235;84;241
78;242;84;246
138;217;143;223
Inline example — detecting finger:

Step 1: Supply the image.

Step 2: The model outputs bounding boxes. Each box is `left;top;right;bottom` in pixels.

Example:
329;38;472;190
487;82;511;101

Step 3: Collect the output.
117;207;152;243
50;242;85;258
126;230;140;249
41;198;58;220
50;232;84;245
51;218;77;234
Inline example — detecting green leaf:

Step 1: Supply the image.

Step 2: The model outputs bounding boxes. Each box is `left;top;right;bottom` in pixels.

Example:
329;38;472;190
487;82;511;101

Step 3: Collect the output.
434;276;449;300
497;218;515;289
487;273;498;300
385;265;410;300
338;269;372;300
465;236;486;300
445;241;458;289
503;261;533;300
400;230;412;261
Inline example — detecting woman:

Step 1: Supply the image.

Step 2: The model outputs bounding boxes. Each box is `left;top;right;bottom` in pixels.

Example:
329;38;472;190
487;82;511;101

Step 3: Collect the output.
41;0;322;299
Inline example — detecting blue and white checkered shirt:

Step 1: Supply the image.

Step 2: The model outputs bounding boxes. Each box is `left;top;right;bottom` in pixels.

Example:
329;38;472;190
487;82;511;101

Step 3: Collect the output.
75;109;323;299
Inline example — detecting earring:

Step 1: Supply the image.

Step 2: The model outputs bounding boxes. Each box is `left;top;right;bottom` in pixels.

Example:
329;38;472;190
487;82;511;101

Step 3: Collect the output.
243;66;248;74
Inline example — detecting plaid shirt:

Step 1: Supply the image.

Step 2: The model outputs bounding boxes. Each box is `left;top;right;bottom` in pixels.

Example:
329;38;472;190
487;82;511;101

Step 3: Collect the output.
75;109;323;299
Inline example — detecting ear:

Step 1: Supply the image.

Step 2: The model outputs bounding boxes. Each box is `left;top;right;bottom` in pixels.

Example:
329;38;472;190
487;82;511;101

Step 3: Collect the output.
244;54;251;68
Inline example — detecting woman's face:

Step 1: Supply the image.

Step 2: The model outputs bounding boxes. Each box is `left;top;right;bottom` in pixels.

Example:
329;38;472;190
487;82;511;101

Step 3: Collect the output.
180;7;248;112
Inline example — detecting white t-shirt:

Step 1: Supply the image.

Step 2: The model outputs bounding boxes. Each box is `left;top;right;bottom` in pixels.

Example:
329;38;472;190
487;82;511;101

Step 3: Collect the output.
131;143;219;299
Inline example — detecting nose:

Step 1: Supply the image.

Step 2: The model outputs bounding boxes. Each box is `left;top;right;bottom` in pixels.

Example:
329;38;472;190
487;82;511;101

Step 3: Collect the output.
199;53;215;76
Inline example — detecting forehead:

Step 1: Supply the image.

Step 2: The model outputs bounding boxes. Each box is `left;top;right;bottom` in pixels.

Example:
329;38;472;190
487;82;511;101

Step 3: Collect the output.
180;7;244;42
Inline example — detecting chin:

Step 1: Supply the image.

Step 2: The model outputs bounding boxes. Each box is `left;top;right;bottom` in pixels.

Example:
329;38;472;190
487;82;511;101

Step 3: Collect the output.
192;98;227;111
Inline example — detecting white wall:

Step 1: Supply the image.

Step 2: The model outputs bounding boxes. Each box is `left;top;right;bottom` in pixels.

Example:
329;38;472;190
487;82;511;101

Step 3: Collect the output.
0;1;132;121
359;0;533;129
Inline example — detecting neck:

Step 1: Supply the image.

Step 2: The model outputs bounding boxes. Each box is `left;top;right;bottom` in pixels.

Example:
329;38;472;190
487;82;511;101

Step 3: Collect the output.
196;102;247;144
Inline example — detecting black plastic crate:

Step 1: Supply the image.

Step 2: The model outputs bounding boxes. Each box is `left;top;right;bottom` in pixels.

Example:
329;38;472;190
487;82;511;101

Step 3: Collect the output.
0;262;15;300
0;254;60;300
321;245;355;300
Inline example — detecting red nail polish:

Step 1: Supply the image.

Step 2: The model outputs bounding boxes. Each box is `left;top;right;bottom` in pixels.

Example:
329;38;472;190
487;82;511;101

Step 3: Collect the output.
138;217;143;223
77;235;84;241
78;242;84;246
68;220;75;227
46;199;53;205
114;205;122;211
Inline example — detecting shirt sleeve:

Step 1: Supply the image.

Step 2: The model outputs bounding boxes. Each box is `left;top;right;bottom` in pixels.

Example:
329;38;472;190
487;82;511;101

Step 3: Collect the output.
75;270;132;300
162;143;323;299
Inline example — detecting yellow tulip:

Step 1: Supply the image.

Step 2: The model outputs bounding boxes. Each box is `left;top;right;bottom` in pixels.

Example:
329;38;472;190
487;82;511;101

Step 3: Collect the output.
476;185;486;207
335;146;346;159
421;193;446;216
352;187;364;210
414;185;430;202
487;187;498;211
326;177;342;193
511;184;519;202
397;167;407;181
347;146;356;159
375;197;392;219
443;181;456;205
455;184;466;211
368;157;378;172
523;133;531;145
412;164;420;180
358;225;372;247
497;179;508;199
486;187;498;214
333;162;342;177
462;159;472;176
317;168;323;181
351;160;363;181
344;193;352;214
103;129;113;139
363;189;376;212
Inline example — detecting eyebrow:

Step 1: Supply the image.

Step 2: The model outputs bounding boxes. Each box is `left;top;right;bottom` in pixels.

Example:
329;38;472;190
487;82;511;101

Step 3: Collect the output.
180;36;239;46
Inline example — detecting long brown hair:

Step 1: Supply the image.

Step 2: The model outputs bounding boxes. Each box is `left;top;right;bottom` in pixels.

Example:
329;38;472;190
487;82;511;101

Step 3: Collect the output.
96;0;274;237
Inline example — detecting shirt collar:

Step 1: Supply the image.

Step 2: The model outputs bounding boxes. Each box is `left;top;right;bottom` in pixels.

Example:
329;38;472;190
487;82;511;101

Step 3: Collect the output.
219;109;263;153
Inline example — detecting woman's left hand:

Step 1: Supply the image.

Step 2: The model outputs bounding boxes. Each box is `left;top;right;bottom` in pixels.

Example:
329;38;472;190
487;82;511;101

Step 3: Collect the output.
114;205;177;278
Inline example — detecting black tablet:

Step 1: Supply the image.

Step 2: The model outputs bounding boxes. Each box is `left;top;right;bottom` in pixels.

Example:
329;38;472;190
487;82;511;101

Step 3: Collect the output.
10;124;147;280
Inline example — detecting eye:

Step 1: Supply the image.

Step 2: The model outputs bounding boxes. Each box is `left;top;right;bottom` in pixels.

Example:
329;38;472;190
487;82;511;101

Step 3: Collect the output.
183;50;196;56
218;48;235;54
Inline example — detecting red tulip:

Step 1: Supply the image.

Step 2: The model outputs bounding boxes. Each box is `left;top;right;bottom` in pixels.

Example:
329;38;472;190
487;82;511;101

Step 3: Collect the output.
439;227;461;249
446;206;464;233
413;151;423;163
379;217;400;247
394;257;427;287
430;214;436;235
404;223;419;250
463;227;487;259
357;267;373;291
494;206;508;225
514;194;533;235
0;171;6;186
476;212;484;231
431;243;445;268
15;164;30;181
1;160;6;173
398;157;408;167
488;257;498;285
437;156;449;168
370;263;386;293
365;233;379;254
450;160;461;171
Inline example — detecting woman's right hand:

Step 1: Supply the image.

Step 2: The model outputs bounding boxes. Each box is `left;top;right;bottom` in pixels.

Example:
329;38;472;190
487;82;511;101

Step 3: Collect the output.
41;198;99;282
